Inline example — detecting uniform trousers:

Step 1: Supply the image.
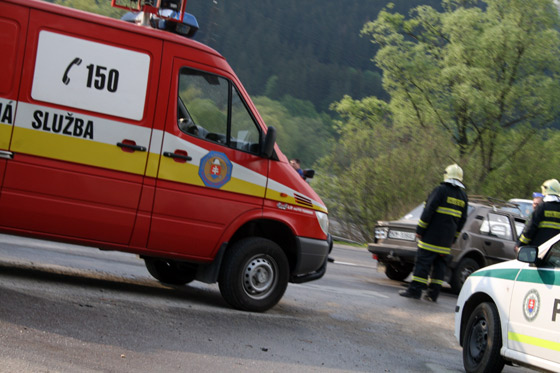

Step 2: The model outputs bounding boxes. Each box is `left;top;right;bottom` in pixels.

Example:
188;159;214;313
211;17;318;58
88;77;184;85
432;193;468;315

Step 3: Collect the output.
408;247;447;299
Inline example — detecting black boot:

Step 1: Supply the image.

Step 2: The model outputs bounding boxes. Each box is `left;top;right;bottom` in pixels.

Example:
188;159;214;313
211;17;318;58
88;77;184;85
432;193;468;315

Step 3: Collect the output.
423;293;437;302
399;290;421;299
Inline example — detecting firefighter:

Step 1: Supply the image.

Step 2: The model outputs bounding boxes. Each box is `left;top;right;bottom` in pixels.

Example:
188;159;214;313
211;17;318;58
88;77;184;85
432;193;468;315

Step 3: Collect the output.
517;179;560;250
399;164;468;302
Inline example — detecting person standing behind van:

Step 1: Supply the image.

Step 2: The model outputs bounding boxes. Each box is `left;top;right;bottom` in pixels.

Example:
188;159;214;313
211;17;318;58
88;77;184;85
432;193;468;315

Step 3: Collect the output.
290;158;304;178
532;192;543;210
517;179;560;250
399;164;468;302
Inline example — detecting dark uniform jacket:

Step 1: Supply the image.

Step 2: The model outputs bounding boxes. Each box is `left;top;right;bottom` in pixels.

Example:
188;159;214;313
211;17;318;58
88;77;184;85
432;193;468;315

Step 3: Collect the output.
518;200;560;247
416;182;469;255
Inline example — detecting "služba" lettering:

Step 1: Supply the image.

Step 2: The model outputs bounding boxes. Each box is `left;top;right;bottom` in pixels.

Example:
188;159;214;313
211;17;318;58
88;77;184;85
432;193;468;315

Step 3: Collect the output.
32;110;94;139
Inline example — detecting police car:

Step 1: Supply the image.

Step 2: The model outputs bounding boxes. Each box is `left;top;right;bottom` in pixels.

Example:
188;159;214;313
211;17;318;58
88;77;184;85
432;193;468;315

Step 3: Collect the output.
455;233;560;372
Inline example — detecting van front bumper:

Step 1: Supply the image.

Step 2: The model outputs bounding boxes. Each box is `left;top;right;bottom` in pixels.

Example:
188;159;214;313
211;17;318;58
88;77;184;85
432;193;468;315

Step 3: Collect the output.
290;234;333;283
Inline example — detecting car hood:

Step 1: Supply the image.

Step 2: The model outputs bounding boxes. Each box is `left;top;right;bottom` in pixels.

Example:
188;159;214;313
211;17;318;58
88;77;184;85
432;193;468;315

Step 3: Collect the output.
377;219;417;228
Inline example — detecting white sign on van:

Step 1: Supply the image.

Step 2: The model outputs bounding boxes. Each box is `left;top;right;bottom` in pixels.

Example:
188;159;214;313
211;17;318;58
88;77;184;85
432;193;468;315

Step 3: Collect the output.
32;31;150;121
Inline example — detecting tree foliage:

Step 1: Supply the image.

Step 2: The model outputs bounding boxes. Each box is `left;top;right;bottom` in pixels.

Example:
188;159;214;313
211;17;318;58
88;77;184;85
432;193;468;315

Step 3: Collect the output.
361;0;560;188
317;0;560;240
253;96;335;168
53;0;125;18
186;0;441;112
313;95;455;241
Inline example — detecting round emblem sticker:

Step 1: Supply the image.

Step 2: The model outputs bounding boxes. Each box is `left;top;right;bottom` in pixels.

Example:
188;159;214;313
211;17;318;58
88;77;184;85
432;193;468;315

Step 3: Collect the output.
199;151;233;188
522;289;540;322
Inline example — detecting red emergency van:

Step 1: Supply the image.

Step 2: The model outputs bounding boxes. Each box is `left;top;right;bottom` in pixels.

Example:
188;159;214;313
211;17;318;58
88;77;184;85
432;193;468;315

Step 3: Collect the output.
0;0;331;312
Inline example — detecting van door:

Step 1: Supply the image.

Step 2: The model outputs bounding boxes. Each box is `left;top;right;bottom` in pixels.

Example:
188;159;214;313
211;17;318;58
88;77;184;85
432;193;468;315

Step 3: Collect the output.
0;9;161;244
0;1;28;186
507;242;560;364
148;58;268;259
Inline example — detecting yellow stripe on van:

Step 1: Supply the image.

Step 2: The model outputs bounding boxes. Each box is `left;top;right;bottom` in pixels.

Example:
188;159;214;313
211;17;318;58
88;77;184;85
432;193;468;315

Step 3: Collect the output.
145;152;161;179
508;332;560;352
0;123;12;150
157;157;266;198
222;176;266;197
11;127;147;175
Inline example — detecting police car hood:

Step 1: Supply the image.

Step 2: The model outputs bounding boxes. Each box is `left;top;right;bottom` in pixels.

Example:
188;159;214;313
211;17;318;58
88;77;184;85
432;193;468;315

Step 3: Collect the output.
473;259;526;275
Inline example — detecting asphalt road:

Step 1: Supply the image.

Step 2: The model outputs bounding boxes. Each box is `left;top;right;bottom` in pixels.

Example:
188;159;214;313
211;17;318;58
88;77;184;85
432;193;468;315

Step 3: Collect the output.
0;234;531;372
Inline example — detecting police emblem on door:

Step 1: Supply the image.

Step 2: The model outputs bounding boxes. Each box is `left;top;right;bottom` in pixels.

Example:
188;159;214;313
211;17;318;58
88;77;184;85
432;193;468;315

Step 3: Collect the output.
523;289;540;322
199;151;233;188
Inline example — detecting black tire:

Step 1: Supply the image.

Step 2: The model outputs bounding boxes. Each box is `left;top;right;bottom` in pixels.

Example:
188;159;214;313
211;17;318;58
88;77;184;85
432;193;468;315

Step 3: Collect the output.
462;302;505;373
218;237;289;312
144;258;196;285
385;263;413;281
451;258;480;294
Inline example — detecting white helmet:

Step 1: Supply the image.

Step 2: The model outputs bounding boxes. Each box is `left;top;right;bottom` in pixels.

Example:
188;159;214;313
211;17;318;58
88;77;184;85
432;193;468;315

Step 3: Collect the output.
541;179;560;196
444;164;463;182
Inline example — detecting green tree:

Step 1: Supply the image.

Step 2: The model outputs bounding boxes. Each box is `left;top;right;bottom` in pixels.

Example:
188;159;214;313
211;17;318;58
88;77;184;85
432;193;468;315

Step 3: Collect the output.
481;128;560;198
362;0;560;189
314;95;455;241
53;0;125;18
253;96;334;168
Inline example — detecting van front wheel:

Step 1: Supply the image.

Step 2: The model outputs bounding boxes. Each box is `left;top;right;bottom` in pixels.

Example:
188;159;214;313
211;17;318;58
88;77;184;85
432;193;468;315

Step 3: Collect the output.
219;237;289;312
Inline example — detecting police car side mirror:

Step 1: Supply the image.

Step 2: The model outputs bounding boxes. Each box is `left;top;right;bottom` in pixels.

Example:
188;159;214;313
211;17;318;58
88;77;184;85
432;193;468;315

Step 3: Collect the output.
261;126;276;159
517;246;538;264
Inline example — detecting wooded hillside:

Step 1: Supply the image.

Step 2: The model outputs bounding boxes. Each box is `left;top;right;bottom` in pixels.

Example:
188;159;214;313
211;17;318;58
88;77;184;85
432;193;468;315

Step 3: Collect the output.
186;0;441;112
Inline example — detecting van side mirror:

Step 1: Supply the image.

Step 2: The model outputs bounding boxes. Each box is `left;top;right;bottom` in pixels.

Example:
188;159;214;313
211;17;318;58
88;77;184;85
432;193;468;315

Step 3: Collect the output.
261;126;276;158
303;169;314;180
517;246;538;263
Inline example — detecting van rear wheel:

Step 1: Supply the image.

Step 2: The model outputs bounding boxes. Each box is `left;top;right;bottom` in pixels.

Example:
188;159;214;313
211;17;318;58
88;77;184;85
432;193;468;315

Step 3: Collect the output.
144;258;196;285
219;237;289;312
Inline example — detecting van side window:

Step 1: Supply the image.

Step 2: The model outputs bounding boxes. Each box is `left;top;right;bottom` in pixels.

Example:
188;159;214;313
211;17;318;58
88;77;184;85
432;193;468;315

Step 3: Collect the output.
480;213;513;240
177;67;261;153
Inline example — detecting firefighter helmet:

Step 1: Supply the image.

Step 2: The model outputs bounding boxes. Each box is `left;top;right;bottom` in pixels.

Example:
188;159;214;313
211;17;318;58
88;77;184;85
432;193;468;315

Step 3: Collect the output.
541;179;560;196
444;164;463;182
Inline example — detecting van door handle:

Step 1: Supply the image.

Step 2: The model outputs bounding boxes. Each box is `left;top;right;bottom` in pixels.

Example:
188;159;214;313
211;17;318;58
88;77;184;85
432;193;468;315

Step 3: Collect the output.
484;241;491;246
0;150;14;160
164;151;192;162
117;141;147;152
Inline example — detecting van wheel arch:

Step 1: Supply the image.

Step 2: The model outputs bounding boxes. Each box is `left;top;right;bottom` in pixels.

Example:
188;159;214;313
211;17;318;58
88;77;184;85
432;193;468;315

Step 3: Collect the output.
228;219;297;271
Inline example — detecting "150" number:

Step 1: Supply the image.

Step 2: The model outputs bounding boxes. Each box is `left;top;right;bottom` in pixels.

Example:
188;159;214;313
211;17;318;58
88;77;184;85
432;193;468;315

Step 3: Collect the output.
86;64;119;92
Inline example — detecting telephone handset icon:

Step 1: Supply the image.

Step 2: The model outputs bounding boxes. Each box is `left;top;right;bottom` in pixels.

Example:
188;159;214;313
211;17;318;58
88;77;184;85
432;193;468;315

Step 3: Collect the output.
62;57;82;85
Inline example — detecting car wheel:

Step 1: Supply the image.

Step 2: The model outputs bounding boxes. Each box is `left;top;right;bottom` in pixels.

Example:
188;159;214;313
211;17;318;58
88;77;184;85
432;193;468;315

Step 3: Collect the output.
451;258;480;294
144;257;196;285
462;302;505;373
385;263;413;281
218;237;289;312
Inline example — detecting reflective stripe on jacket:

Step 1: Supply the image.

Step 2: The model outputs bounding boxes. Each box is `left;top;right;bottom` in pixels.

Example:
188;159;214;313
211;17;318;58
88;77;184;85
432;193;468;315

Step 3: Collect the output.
416;182;468;253
518;201;560;247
